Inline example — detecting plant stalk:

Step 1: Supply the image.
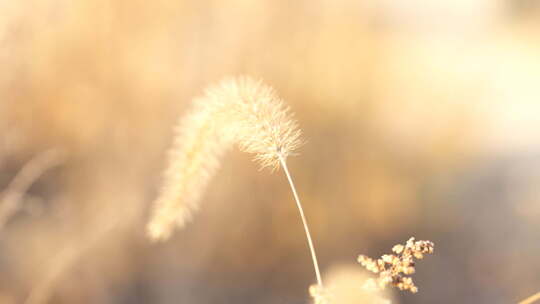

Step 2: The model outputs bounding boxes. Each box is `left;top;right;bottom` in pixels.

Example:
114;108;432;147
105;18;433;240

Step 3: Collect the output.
519;292;540;304
279;156;323;287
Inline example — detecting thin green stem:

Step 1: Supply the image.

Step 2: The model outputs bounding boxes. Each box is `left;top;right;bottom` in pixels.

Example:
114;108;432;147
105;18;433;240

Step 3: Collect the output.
279;156;323;287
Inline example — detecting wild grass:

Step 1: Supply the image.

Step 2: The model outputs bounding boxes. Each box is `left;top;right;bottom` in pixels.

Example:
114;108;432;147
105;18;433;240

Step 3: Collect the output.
147;76;436;303
146;76;325;293
147;76;303;240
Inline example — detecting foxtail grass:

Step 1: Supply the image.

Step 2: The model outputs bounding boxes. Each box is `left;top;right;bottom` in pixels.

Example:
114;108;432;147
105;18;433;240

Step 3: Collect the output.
147;76;323;290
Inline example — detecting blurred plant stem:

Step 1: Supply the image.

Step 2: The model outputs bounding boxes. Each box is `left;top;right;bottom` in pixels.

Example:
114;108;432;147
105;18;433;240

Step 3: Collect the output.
0;149;64;231
24;221;118;304
519;292;540;304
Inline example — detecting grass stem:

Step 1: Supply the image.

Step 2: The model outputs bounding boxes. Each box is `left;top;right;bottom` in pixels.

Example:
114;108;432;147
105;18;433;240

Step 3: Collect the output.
279;155;323;287
519;292;540;304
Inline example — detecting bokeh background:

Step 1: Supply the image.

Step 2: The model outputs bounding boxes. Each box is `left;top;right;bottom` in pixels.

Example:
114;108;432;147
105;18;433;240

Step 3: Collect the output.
1;0;540;303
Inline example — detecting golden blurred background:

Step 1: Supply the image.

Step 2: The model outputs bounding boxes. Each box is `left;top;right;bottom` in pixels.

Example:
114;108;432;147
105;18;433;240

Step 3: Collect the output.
1;0;540;303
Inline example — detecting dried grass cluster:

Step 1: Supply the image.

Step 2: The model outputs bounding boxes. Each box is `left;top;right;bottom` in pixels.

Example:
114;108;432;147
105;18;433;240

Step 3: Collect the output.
309;237;434;304
358;237;435;293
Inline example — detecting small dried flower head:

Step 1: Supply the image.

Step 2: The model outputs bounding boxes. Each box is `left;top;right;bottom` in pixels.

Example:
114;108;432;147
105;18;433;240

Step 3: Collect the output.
392;244;404;254
357;255;380;273
358;237;434;294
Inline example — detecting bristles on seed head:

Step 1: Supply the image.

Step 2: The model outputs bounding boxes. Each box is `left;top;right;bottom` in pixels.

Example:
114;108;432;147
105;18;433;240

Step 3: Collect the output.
223;76;303;170
146;76;303;241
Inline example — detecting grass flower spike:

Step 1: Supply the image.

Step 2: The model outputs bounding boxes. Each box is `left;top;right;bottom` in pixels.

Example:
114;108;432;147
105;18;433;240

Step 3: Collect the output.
147;76;322;290
147;76;303;239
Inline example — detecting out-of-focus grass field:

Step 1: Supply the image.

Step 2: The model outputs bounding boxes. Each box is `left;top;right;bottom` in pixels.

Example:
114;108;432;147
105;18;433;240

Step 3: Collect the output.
1;1;540;303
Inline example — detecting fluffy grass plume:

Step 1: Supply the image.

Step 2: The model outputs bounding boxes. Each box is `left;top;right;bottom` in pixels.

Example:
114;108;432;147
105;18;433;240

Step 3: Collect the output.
147;76;303;240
